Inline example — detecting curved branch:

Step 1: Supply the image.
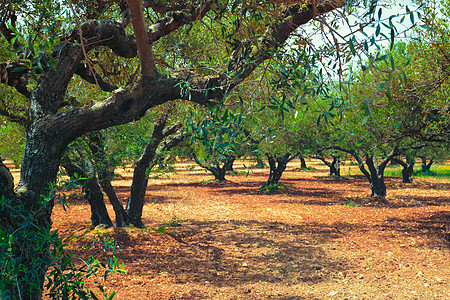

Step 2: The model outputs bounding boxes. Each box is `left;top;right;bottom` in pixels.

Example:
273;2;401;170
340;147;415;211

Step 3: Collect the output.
378;147;399;174
0;62;31;98
229;0;346;82
68;20;137;58
74;64;118;92
327;145;371;180
147;0;213;43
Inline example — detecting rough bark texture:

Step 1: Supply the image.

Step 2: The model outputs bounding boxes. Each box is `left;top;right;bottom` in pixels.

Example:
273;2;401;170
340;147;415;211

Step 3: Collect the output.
264;153;296;187
60;156;113;227
0;1;345;297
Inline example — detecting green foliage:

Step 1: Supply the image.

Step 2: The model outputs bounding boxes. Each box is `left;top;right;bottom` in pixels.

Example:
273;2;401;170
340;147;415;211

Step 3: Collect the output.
258;183;295;194
0;119;26;166
300;166;317;171
149;216;183;235
0;179;124;299
185;105;243;166
343;200;358;207
383;164;450;180
163;216;184;227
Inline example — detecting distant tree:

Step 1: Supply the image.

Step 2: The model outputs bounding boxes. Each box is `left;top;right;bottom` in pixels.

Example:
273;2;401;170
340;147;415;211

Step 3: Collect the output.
186;106;242;182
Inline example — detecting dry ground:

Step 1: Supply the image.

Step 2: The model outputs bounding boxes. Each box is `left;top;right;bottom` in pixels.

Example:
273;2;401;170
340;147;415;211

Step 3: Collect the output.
7;160;450;299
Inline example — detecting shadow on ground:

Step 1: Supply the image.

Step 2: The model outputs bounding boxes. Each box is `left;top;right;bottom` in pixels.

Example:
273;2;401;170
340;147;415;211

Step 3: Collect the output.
71;219;348;290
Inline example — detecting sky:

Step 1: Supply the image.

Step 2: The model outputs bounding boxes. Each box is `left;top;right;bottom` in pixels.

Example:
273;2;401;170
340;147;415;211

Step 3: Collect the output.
300;0;425;78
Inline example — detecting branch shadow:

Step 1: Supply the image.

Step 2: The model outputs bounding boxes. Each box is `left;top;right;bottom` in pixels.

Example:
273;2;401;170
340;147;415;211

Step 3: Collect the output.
96;219;348;290
380;210;450;247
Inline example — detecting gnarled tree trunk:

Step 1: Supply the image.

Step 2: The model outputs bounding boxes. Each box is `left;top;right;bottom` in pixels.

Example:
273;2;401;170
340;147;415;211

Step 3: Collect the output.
192;154;236;182
329;146;399;200
316;155;340;177
392;154;415;183
264;153;296;187
419;156;434;173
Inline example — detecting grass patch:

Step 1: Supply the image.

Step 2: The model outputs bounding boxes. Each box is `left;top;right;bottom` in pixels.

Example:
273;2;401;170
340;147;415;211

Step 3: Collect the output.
258;183;296;194
150;217;183;235
343;200;358;207
383;164;450;180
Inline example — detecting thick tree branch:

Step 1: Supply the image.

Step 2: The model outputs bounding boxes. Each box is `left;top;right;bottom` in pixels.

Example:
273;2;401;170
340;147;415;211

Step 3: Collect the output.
28;20;137;119
327;146;371;180
0;62;31;98
378;147;399;174
74;64;118;92
128;0;156;77
228;0;346;83
67;20;137;58
147;1;213;43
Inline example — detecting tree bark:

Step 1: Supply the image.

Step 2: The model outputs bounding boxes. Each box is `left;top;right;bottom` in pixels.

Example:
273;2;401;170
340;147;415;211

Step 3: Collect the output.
365;152;398;198
0;158;14;199
0;1;345;297
419;156;434;172
299;154;307;169
392;155;415;183
316;155;340;177
192;154;235;182
127;117;183;228
60;156;113;227
87;131;126;227
328;146;399;200
263;153;296;187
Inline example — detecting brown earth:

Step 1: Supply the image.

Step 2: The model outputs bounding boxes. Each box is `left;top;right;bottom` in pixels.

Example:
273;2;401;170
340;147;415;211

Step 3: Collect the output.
7;160;450;299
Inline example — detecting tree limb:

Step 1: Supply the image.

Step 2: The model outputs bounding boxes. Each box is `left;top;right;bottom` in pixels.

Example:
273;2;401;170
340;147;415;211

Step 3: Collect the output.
0;62;31;98
327;145;371;180
127;0;156;77
228;0;346;83
377;147;399;174
74;64;118;92
147;1;213;43
67;20;138;58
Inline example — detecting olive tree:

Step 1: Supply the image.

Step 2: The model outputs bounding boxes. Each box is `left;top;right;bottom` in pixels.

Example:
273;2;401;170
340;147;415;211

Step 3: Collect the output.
2;0;406;297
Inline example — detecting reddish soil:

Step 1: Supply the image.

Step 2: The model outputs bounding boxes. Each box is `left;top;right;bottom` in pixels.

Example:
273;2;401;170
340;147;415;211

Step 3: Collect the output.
7;160;450;299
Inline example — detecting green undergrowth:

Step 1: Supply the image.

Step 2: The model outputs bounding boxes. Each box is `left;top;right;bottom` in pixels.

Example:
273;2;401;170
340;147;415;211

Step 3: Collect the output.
383;164;450;180
0;179;124;299
259;183;296;194
149;216;184;235
294;166;317;171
